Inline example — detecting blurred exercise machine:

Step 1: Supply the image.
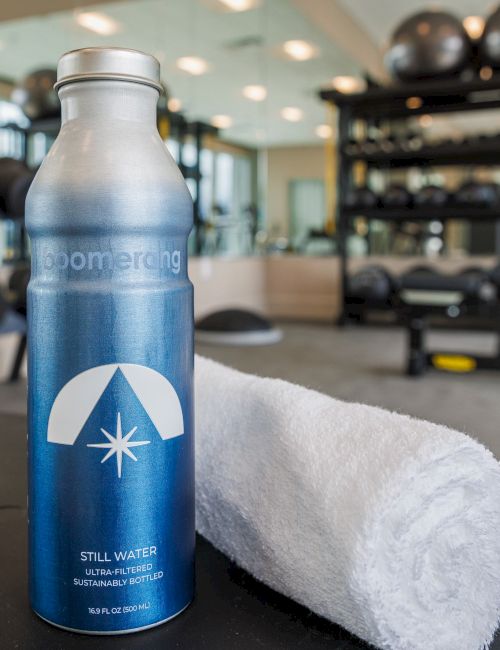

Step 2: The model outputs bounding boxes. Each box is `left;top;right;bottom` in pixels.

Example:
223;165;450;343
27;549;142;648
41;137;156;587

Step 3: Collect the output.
398;267;500;376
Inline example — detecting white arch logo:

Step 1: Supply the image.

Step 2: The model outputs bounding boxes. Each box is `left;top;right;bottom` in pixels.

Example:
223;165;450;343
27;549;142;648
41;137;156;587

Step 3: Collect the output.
48;363;184;446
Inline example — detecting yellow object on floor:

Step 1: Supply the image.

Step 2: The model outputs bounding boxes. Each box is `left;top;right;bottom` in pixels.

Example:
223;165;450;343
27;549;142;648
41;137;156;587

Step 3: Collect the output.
431;354;477;373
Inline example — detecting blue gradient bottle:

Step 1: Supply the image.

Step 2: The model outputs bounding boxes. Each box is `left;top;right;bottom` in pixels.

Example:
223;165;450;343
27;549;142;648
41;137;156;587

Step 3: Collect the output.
26;48;194;634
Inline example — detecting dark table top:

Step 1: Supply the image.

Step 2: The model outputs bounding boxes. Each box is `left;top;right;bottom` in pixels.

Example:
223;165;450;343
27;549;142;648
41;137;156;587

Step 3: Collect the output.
1;413;498;650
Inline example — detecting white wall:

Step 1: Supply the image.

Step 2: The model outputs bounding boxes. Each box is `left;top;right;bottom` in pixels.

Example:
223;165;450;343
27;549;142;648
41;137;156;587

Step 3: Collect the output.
265;144;330;238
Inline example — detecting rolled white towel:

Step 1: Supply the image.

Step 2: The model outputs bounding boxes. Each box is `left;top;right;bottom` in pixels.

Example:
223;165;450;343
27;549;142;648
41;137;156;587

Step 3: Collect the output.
195;355;500;650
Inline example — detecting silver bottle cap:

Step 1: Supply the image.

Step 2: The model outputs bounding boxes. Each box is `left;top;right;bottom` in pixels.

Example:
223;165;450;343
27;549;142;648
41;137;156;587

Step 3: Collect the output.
55;47;162;92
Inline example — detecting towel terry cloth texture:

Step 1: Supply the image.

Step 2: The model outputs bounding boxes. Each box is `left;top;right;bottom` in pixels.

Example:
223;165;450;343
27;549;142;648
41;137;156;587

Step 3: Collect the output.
194;355;500;650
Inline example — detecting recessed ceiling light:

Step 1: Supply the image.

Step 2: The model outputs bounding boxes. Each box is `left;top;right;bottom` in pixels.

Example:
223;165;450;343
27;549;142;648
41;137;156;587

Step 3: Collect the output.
75;11;120;36
211;114;233;129
168;98;182;112
332;76;365;94
463;15;484;40
315;124;333;139
242;84;267;101
218;0;260;11
283;40;318;61
280;107;304;122
176;56;210;76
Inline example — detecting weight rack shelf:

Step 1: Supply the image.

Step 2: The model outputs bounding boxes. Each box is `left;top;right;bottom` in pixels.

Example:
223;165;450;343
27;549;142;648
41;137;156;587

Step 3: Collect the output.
320;74;500;117
319;73;500;325
343;206;500;222
343;139;500;168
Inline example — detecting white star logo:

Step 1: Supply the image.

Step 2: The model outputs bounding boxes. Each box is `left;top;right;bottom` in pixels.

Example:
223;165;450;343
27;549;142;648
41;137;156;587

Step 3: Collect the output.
87;412;150;478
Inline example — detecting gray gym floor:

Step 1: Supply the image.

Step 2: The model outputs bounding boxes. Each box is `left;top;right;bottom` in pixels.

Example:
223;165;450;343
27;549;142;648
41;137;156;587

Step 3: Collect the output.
1;323;499;458
198;323;500;459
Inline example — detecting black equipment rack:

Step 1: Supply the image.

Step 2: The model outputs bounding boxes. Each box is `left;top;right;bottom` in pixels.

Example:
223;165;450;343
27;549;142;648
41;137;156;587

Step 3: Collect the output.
320;75;500;375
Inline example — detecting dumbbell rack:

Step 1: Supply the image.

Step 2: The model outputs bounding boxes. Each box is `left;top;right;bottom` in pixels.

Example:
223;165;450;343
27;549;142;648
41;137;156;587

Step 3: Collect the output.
320;75;500;374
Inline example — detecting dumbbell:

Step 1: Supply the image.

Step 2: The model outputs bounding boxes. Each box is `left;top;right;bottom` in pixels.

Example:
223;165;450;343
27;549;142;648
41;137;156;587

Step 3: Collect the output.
455;181;500;206
379;136;397;153
458;267;497;303
382;184;413;208
344;186;379;209
344;139;361;156
414;185;449;206
347;266;396;304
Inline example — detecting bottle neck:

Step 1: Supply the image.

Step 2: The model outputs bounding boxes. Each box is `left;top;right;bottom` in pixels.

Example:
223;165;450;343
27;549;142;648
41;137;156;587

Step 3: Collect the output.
59;80;158;126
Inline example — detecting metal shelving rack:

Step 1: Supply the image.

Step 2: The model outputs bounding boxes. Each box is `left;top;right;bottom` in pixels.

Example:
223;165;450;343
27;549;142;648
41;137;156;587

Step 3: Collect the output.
320;75;500;324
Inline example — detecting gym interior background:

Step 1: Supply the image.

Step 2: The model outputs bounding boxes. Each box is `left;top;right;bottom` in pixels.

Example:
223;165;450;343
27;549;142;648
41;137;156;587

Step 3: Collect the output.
0;0;500;457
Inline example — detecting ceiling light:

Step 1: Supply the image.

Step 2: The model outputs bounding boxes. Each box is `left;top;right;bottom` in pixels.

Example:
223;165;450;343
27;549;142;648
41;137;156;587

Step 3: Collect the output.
283;40;318;61
280;107;304;122
463;15;485;40
316;124;333;139
75;11;120;36
406;96;423;110
168;98;182;112
211;114;233;129
242;84;267;101
218;0;260;11
176;56;209;76
332;76;365;94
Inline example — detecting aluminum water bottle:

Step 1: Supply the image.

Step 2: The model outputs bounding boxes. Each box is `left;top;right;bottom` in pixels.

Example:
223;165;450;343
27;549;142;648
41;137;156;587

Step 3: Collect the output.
26;48;194;634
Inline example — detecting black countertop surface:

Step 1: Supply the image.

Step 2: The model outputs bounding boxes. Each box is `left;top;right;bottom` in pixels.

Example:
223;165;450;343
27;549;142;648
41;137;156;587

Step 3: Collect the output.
0;413;498;649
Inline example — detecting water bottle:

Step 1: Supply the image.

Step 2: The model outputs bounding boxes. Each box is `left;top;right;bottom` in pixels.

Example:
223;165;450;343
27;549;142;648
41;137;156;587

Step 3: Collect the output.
26;47;194;634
